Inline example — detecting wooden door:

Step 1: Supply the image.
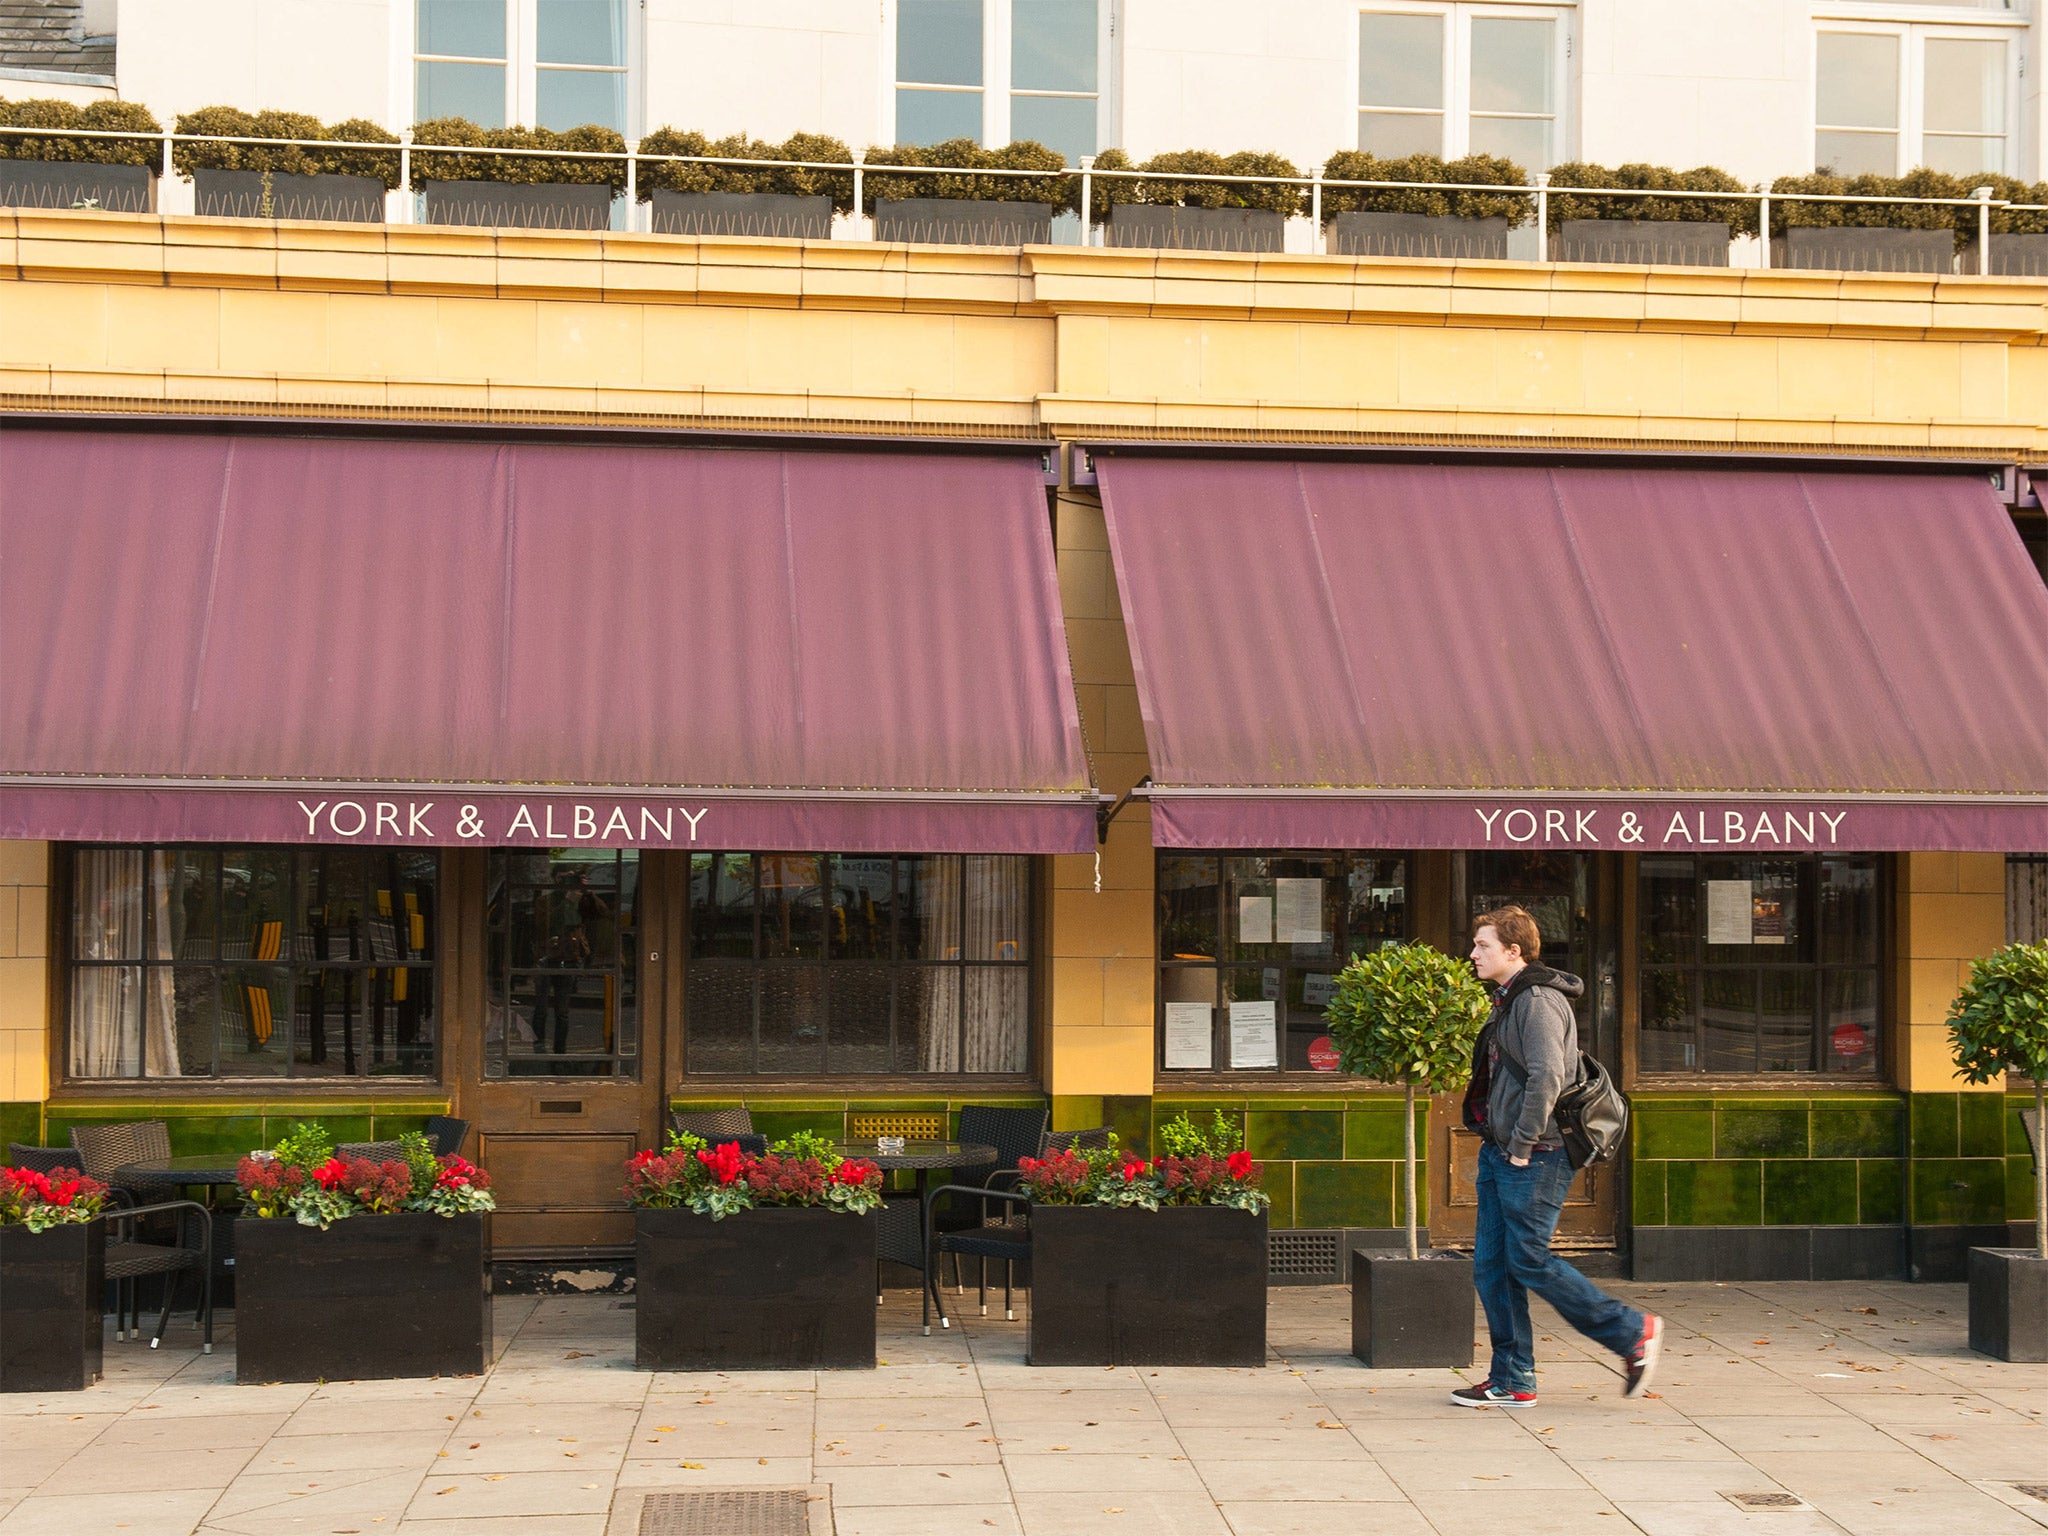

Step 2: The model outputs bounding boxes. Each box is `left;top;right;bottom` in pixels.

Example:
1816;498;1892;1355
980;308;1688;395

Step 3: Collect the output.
445;849;674;1259
1428;851;1622;1250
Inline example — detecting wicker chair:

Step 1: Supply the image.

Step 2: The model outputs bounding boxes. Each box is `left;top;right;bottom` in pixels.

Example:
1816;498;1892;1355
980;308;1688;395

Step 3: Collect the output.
7;1143;83;1174
935;1106;1047;1294
670;1107;755;1142
1040;1126;1113;1155
104;1199;213;1352
426;1115;471;1156
70;1120;177;1207
923;1183;1030;1335
335;1140;406;1161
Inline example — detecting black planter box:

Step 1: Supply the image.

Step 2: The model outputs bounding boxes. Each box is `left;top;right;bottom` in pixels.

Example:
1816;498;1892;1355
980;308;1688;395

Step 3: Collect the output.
422;180;615;231
0;1222;104;1392
234;1213;489;1383
194;169;386;223
873;197;1052;247
1107;204;1285;253
1554;218;1730;267
1029;1206;1266;1367
1326;212;1507;260
0;160;154;213
635;1207;877;1370
1967;1248;2048;1363
652;190;833;239
1967;233;2048;277
1351;1249;1474;1368
1771;226;1955;274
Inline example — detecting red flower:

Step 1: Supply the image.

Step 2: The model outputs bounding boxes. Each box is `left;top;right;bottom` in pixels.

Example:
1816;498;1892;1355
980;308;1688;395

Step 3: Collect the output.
437;1154;489;1191
1226;1149;1254;1180
696;1142;747;1186
312;1156;350;1191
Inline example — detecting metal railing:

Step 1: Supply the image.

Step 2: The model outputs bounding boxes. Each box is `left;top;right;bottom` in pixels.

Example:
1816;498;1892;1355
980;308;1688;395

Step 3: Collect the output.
3;125;2045;271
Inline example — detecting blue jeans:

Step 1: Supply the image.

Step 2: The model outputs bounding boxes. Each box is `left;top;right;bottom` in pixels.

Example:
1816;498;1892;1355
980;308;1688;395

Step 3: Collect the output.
1473;1140;1643;1394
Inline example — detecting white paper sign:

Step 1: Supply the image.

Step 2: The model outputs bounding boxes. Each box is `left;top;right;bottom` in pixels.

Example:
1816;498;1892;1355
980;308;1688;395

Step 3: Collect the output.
1302;972;1335;1008
1228;1000;1279;1068
1707;880;1753;945
1274;878;1324;944
1238;895;1273;945
1163;1002;1213;1070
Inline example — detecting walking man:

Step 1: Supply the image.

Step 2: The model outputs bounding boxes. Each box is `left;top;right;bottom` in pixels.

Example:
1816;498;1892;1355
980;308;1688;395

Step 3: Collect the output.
1453;904;1661;1407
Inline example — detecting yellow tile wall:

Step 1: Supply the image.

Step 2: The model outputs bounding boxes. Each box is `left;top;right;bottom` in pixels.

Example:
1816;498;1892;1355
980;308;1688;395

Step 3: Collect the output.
0;841;51;1102
1898;850;2011;1091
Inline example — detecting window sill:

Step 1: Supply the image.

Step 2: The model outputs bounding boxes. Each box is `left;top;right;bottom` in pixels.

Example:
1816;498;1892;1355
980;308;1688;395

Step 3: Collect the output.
1153;1074;1391;1094
1629;1075;1896;1093
673;1073;1041;1093
51;1078;445;1101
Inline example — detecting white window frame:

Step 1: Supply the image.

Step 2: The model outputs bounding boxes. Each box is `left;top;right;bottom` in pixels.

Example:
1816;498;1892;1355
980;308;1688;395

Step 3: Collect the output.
882;0;1117;155
400;0;641;136
1351;1;1573;168
1813;18;2025;176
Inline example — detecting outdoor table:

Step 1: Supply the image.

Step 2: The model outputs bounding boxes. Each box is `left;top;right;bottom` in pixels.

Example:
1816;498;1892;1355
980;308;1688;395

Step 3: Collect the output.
836;1140;997;1295
113;1153;250;1204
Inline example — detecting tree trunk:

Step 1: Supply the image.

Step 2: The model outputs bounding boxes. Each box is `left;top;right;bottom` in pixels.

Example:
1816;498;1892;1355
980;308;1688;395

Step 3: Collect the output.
2036;1078;2045;1263
1404;1079;1419;1261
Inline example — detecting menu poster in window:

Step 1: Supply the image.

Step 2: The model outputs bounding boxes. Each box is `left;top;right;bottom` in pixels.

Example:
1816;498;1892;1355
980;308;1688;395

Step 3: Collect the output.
1238;896;1273;945
1163;1002;1213;1070
1227;1000;1279;1068
1751;893;1786;944
1274;879;1324;944
1302;972;1335;1008
1706;880;1753;945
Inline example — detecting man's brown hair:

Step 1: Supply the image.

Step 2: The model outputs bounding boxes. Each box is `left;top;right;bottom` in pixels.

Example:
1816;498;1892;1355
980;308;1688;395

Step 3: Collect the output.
1474;904;1541;960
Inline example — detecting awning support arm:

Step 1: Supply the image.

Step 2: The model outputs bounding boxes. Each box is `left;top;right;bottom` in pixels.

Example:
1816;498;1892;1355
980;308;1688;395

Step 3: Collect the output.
1097;777;1150;843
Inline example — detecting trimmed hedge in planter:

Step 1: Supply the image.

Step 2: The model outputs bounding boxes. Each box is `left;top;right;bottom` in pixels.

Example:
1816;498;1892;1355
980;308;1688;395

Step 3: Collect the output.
636;1206;878;1369
1769;169;2048;273
1092;147;1301;251
235;1213;489;1383
864;138;1067;246
175;106;397;221
1320;150;1527;258
411;117;625;230
639;127;851;237
1106;204;1282;252
0;1221;104;1392
0;97;162;212
1028;1206;1267;1366
1546;161;1753;266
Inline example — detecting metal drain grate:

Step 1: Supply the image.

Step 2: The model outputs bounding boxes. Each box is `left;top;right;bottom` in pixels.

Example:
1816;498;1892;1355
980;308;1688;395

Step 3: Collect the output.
1269;1229;1342;1281
1721;1492;1808;1511
637;1489;811;1535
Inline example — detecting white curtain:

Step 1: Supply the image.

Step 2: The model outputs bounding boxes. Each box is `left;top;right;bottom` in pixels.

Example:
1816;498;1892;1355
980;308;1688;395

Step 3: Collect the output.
917;858;963;1071
2011;856;2048;944
69;850;183;1077
917;856;1030;1073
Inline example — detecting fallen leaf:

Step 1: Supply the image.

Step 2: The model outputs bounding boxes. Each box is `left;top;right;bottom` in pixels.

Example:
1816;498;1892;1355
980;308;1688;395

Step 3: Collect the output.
758;1458;768;1465
434;1487;456;1497
654;1426;675;1433
484;1475;504;1483
1049;1444;1070;1451
680;1462;704;1470
563;1350;591;1359
1105;1508;1123;1514
1316;1420;1344;1430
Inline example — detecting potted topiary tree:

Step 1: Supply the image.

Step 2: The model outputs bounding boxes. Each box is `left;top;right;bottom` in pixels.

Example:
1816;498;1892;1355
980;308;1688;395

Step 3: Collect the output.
1546;161;1755;267
174;107;400;222
1319;150;1530;260
864;138;1067;246
1769;168;1964;273
637;128;853;239
0;97;162;213
1326;941;1491;1367
411;118;627;230
1091;147;1303;252
1947;941;2048;1363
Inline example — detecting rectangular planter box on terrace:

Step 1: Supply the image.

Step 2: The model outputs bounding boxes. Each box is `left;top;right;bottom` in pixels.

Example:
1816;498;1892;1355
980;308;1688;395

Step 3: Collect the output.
0;160;153;214
1771;226;1955;274
0;1222;104;1392
651;190;833;239
1553;218;1730;267
635;1207;877;1370
234;1213;489;1383
193;169;386;223
1326;211;1508;260
421;180;615;231
872;197;1052;247
1105;204;1285;253
1028;1206;1267;1367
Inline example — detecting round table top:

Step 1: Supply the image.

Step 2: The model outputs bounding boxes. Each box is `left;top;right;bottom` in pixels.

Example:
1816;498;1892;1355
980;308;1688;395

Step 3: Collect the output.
114;1153;249;1186
834;1140;997;1171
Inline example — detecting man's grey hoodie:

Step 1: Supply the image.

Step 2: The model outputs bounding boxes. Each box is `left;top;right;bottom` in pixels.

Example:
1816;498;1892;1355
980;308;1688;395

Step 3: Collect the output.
1467;964;1584;1161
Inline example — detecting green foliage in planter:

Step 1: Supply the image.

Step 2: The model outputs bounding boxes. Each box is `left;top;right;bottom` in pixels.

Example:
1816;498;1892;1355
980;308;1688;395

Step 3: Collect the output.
1767;167;2048;246
636;128;855;210
409;117;627;191
862;138;1070;211
1089;147;1304;216
1326;942;1491;1259
1546;161;1757;236
0;97;161;168
172;106;401;188
1947;941;2048;1260
1318;149;1531;227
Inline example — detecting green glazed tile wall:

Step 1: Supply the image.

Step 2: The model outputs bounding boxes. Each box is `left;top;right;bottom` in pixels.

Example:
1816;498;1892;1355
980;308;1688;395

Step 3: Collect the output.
22;1099;450;1163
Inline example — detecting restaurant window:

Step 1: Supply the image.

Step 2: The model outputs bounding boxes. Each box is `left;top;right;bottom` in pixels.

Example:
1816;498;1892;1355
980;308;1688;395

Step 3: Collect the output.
67;845;438;1080
416;0;631;133
2012;854;2048;943
1358;5;1565;170
1638;853;1884;1076
1157;852;1408;1074
487;849;639;1078
686;853;1033;1076
1815;25;2015;176
895;0;1105;161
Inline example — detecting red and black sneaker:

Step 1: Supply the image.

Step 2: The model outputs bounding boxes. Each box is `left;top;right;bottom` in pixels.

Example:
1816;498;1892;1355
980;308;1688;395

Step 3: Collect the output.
1449;1381;1537;1409
1623;1313;1664;1399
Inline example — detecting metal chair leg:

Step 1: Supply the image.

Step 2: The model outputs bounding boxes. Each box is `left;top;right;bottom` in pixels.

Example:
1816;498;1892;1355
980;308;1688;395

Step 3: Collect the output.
978;1260;988;1317
150;1269;179;1348
1004;1260;1014;1322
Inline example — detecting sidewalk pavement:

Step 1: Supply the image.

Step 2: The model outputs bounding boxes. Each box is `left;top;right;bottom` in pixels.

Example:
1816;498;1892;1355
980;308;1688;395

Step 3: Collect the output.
0;1279;2043;1536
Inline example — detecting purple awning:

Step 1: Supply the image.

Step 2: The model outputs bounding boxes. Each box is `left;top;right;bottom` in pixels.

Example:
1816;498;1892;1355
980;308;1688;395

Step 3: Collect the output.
1;427;1096;851
1097;456;2048;852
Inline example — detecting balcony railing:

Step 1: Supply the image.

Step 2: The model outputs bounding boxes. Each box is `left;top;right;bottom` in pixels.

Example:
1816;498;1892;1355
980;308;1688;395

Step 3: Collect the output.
3;125;2045;274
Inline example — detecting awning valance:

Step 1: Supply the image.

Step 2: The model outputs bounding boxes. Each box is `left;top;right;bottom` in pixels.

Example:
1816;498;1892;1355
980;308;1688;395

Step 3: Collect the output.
1096;456;2048;852
0;426;1097;852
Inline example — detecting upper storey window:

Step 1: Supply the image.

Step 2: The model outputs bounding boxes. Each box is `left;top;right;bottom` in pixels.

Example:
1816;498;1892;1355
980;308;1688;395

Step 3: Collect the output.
894;0;1106;163
1358;5;1567;171
415;0;630;133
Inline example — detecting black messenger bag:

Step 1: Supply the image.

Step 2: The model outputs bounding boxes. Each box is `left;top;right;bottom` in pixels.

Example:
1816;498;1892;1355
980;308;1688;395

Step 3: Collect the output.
1497;1048;1629;1171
